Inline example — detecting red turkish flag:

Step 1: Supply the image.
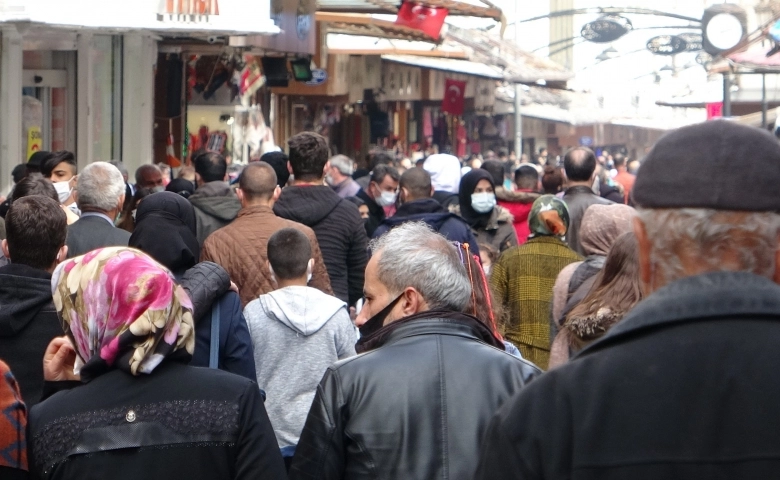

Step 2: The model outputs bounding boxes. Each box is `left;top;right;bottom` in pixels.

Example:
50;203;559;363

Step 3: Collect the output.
395;2;449;39
442;79;466;115
706;102;723;120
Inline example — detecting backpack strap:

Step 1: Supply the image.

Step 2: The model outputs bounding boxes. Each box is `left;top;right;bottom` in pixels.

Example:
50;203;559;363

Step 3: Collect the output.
209;302;220;369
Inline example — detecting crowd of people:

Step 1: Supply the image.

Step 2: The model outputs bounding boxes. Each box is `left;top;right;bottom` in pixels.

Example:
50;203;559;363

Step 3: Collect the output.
2;119;780;479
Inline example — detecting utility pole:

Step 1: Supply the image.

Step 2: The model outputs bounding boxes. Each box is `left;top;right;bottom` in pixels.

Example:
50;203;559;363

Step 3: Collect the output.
514;1;523;157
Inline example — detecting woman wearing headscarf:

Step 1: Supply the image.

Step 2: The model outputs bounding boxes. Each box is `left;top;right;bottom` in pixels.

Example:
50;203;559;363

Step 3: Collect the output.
453;169;517;253
27;248;286;479
490;195;582;369
129;192;256;380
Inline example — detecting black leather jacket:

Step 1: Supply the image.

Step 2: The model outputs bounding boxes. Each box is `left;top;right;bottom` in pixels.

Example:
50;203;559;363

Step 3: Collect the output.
289;311;541;480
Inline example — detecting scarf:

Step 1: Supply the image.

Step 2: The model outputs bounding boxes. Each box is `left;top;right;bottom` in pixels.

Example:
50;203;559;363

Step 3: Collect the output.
528;195;570;238
51;247;195;381
458;169;495;227
129;192;200;274
356;310;505;354
579;203;636;256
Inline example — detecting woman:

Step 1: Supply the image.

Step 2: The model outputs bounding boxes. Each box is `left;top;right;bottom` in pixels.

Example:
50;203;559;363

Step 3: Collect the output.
27;248;285;479
490;195;582;369
549;232;642;368
0;359;26;480
129;192;256;380
454;169;517;253
551;203;636;325
116;187;156;233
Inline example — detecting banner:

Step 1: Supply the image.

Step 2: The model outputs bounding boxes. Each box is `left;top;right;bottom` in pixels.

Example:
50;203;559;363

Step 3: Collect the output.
442;79;466;116
394;2;448;39
27;126;42;161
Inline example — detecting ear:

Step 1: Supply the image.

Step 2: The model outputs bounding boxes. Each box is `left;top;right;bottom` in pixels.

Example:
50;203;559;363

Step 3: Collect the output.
323;161;331;175
272;185;282;201
117;194;126;211
1;240;9;260
57;245;68;263
634;217;653;293
429;186;435;197
266;260;273;275
287;161;294;175
774;240;780;286
399;287;421;316
236;188;245;203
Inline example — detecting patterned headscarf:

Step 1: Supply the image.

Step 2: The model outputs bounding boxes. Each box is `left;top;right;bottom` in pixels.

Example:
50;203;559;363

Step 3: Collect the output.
528;195;570;238
579;204;636;257
51;247;195;380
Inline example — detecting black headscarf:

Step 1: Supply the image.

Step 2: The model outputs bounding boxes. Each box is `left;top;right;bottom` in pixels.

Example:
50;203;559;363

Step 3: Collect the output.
458;169;495;227
129;192;199;275
165;177;196;199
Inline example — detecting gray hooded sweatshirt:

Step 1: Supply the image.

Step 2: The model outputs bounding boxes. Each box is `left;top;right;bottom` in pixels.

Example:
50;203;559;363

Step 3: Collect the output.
244;285;357;448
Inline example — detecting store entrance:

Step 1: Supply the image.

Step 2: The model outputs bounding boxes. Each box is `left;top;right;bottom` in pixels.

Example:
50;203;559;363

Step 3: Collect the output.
23;69;69;156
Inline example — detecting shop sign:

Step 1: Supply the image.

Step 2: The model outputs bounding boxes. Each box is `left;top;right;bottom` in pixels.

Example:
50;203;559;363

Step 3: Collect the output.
581;15;632;43
647;35;688;56
158;0;219;22
27;126;42;161
305;69;328;86
678;33;703;52
579;136;593;147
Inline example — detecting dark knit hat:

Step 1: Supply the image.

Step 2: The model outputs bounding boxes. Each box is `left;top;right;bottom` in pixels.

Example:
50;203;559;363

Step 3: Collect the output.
633;121;780;211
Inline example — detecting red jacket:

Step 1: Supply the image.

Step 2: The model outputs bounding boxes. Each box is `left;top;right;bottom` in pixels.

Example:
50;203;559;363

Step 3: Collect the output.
495;188;538;245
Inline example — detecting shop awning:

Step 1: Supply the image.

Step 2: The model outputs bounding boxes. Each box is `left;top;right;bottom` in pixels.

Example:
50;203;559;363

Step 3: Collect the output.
327;33;468;58
382;54;504;79
317;12;441;42
317;0;502;21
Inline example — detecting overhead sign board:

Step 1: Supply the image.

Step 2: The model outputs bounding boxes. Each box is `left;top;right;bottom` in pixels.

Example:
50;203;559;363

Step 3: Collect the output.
581;15;632;43
647;35;688;56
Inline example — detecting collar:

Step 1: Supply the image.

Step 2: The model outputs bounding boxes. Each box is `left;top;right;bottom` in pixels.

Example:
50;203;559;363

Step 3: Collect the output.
578;271;780;357
81;211;114;226
395;198;446;216
237;204;275;217
0;263;52;280
564;185;598;196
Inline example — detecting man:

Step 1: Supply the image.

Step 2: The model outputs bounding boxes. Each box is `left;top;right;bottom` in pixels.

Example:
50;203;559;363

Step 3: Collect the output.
561;147;613;255
0;195;67;406
134;164;164;190
26;151;52;175
201;162;331;307
189;151;241;245
259;151;291;188
355;164;399;237
66;162;129;258
289;222;540;480
273;132;367;306
476;120;780;479
41;151;78;209
482;161;538;245
326;154;361;198
612;152;636;203
373;168;480;256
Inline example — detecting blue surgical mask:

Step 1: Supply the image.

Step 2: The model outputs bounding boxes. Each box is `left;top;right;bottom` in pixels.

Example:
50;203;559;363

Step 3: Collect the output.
471;192;496;214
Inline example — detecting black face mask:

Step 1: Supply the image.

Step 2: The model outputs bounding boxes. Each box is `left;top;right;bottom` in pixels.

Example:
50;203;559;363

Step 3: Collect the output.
359;294;403;338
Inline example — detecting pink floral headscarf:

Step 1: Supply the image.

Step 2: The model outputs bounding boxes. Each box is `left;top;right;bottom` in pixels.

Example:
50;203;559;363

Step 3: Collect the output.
52;247;195;379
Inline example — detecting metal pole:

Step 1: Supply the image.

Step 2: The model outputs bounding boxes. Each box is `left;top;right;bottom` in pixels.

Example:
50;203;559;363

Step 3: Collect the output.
762;73;768;128
513;2;523;157
723;73;732;118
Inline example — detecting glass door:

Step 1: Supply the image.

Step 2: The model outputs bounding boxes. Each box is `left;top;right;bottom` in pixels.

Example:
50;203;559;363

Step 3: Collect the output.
23;69;69;157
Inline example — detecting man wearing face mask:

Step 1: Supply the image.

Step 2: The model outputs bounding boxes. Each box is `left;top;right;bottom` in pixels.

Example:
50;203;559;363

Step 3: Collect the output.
134;164;165;192
453;169;518;253
325;154;361;198
355;164;400;237
372;168;480;257
289;222;540;480
41;151;79;215
65;162;129;258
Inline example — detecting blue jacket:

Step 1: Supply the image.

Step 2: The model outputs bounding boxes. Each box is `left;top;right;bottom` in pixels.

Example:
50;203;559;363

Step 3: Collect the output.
372;198;481;257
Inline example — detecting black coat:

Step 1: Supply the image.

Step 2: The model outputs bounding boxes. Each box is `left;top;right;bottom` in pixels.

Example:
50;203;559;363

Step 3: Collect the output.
372;198;481;258
275;185;368;306
28;361;286;480
355;188;385;238
561;186;613;256
0;264;62;407
65;214;130;258
476;271;780;480
289;312;540;480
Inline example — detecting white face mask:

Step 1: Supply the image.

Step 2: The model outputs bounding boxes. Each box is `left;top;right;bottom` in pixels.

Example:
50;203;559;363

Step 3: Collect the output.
377;191;397;207
471;192;496;214
53;181;72;204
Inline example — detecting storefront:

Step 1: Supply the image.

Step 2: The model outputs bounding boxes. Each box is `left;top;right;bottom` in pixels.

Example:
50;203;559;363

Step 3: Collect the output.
1;0;278;190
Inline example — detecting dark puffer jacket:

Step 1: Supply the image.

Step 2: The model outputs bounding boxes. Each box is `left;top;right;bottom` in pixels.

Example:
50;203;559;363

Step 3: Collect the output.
289;311;540;480
274;185;368;306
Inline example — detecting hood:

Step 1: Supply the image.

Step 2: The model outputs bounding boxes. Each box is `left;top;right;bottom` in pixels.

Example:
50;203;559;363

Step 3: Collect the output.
381;199;456;231
423;154;462;193
495;186;539;204
190;182;241;221
396;198;446;216
0;264;55;337
273;185;341;225
260;286;347;336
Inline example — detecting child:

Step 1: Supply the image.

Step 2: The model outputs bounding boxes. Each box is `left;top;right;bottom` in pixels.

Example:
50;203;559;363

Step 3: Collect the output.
243;228;356;460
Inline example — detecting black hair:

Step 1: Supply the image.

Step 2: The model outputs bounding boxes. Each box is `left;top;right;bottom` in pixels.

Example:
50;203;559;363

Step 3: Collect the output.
12;174;58;203
6;195;67;270
193;151;227;183
613;153;627;167
399;167;432;200
370;164;400;185
267;228;312;280
239;162;277;201
480;161;505;186
259;151;290;187
514;165;539;190
11;164;27;184
563;147;597;182
41;151;77;178
287;132;329;182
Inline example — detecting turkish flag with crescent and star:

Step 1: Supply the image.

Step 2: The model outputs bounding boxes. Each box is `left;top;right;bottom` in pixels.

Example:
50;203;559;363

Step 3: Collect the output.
442;79;467;115
394;2;448;39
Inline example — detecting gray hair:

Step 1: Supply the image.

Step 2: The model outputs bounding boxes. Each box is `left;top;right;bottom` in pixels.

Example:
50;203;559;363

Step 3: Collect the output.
636;208;780;285
77;162;125;212
369;222;471;311
330;154;354;176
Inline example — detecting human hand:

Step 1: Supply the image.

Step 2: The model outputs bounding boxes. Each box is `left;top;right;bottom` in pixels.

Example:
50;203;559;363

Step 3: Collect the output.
229;281;239;293
43;336;81;382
